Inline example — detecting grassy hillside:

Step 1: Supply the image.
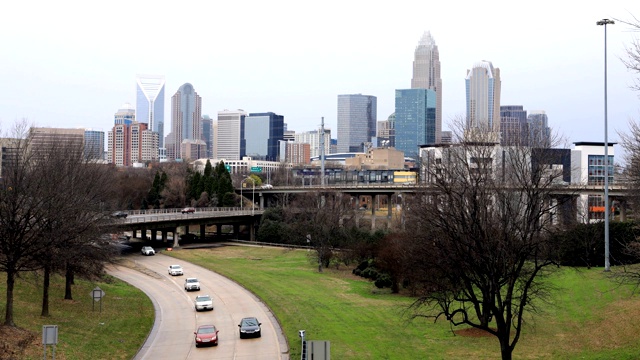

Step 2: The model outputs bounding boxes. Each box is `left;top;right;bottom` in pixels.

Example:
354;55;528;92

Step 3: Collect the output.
168;245;640;360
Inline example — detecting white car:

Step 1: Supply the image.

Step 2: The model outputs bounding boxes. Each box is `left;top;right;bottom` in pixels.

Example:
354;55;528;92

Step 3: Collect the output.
141;246;155;256
184;277;200;291
168;265;184;276
194;295;213;311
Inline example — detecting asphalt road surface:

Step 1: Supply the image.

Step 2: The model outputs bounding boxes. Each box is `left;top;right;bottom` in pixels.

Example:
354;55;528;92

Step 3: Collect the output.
108;252;289;360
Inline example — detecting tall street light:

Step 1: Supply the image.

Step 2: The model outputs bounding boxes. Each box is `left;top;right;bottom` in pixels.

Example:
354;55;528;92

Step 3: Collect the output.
597;18;614;271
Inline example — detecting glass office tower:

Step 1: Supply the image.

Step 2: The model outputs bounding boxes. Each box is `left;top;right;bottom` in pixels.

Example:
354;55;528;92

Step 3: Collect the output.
136;75;165;147
394;89;436;159
337;94;377;153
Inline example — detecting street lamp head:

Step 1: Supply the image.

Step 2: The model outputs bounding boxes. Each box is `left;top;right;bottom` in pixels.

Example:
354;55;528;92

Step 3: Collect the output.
596;19;614;26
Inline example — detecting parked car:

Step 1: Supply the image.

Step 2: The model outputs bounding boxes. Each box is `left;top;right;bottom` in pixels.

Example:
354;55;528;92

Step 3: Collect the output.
261;184;273;189
238;317;261;338
194;324;219;347
111;211;128;218
181;207;196;214
184;277;200;291
168;264;184;276
194;295;213;311
141;246;155;256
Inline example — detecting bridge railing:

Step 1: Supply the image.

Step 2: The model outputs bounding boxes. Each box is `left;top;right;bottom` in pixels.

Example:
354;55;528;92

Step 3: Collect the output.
117;208;263;224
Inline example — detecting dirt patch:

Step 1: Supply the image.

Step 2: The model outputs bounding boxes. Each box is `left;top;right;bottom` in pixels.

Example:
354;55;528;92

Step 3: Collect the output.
0;325;39;360
454;327;493;337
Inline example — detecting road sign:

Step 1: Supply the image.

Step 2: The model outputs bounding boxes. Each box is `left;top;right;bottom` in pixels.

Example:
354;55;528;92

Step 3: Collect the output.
251;167;262;172
91;286;105;302
91;286;106;312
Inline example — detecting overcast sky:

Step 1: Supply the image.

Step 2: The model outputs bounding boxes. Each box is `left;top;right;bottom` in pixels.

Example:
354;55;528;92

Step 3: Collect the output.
1;1;639;157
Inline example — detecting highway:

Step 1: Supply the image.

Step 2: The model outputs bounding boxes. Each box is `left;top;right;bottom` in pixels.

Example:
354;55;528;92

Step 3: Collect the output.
108;253;289;360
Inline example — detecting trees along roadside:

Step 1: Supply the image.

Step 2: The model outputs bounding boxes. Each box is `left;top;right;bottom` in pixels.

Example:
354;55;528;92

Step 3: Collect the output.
403;119;575;360
0;121;118;324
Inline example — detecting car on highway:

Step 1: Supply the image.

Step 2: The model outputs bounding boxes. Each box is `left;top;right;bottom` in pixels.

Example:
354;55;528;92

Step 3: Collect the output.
181;207;196;214
238;317;262;338
111;211;128;218
168;264;184;276
194;324;219;347
194;295;213;311
141;246;155;256
184;277;200;291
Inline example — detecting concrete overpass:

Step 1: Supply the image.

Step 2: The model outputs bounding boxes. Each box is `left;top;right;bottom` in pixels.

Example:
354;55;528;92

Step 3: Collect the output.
111;207;264;247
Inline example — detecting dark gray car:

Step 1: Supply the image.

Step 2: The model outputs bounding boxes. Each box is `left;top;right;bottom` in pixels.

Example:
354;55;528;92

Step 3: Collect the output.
238;317;261;338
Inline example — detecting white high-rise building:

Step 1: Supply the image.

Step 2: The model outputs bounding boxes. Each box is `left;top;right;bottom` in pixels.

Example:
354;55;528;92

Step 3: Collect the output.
136;75;165;147
412;31;442;143
294;128;331;158
466;61;501;131
216;109;247;160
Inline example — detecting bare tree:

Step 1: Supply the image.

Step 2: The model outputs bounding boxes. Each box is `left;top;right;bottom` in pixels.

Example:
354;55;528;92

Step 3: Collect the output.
0;121;59;326
617;14;640;92
284;191;356;272
405;119;571;360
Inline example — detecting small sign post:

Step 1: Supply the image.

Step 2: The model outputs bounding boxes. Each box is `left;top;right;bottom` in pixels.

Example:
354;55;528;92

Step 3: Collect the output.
91;286;106;312
42;325;58;360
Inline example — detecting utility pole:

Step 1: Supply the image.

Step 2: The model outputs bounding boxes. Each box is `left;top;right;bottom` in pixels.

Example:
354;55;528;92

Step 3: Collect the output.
320;117;325;186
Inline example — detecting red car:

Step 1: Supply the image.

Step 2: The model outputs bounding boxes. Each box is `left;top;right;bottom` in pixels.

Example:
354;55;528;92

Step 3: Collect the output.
194;325;219;347
181;207;195;214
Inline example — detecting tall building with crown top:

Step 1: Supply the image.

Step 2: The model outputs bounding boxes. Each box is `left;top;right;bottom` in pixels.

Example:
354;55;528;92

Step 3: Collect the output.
412;31;442;143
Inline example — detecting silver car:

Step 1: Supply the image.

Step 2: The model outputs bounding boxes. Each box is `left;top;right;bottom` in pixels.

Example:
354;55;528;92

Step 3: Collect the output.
194;295;213;311
168;265;184;276
184;277;200;291
141;246;155;256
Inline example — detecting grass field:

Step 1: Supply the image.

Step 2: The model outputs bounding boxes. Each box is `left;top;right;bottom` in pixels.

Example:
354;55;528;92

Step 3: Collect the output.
2;245;640;359
0;268;153;360
167;245;640;360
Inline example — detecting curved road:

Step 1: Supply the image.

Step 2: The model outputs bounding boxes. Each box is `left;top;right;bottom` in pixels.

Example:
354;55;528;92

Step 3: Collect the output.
108;253;289;360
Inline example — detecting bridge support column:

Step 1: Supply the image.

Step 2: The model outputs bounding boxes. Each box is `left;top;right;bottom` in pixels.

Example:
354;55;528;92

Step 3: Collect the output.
371;194;376;231
620;200;627;222
233;224;239;239
217;225;222;236
172;227;179;248
250;219;255;241
162;230;167;244
387;194;392;229
151;230;157;242
200;224;206;241
260;195;264;209
141;228;147;240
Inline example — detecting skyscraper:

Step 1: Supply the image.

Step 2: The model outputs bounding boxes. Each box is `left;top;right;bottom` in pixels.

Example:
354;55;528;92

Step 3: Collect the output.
216;109;247;160
84;130;105;160
466;61;501;131
136;75;165;147
243;112;284;161
412;31;442;143
500;105;528;145
202;115;213;158
167;83;202;160
394;89;437;159
114;102;135;125
337;94;377;153
528;111;551;146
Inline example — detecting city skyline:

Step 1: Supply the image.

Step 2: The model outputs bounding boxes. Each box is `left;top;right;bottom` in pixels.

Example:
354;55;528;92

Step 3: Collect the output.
0;1;638;161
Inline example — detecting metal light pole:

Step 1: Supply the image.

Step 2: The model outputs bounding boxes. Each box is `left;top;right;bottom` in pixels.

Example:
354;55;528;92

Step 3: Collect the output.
597;18;614;271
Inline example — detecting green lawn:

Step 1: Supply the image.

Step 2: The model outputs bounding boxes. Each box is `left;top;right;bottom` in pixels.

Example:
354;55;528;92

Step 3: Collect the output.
2;246;639;359
167;245;640;360
0;269;153;360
